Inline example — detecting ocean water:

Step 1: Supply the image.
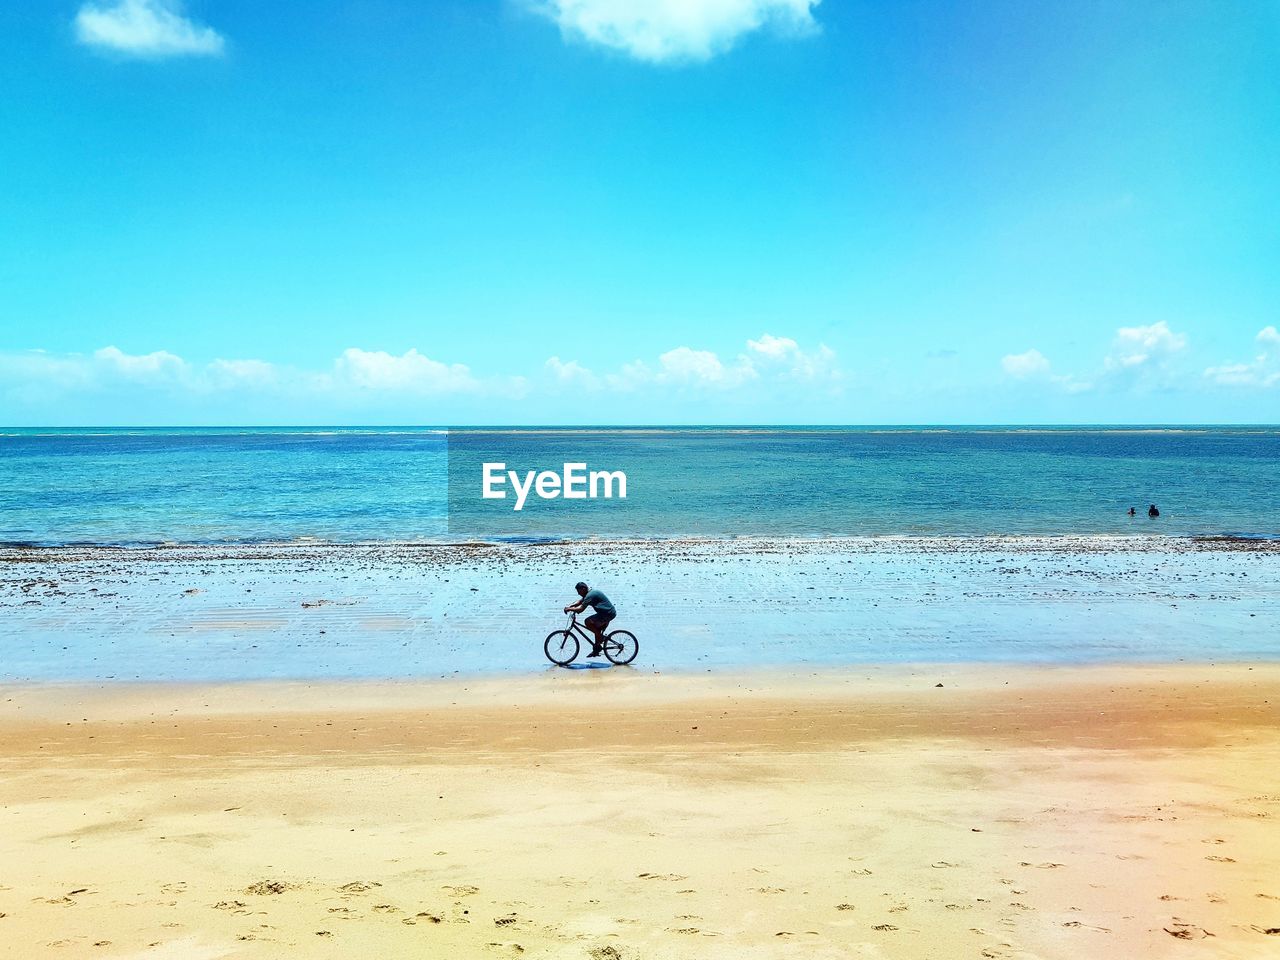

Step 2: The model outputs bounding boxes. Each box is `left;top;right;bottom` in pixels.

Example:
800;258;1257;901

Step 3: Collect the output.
1;426;1278;545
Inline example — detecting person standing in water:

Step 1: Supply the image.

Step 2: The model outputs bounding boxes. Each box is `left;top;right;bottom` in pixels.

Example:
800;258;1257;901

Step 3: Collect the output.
1148;504;1160;517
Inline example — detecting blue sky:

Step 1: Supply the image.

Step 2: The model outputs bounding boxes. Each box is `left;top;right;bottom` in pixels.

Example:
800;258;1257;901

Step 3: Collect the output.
1;0;1277;425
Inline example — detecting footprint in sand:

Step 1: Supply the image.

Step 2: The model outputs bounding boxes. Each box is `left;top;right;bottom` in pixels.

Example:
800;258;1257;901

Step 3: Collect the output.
443;884;480;897
1018;862;1064;869
1205;856;1236;863
588;948;624;960
872;923;898;931
337;881;381;893
637;873;686;881
244;880;295;896
1164;920;1213;939
483;942;524;954
1062;921;1111;932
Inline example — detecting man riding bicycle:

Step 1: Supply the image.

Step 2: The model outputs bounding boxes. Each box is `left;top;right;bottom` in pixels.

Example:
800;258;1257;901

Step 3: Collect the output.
563;581;615;658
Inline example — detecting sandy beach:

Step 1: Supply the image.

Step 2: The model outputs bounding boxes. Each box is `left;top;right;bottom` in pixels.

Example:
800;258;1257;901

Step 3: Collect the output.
3;538;1278;958
2;664;1279;959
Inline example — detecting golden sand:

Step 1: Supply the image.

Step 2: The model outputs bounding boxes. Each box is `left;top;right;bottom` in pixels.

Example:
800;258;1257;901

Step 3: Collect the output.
2;664;1278;959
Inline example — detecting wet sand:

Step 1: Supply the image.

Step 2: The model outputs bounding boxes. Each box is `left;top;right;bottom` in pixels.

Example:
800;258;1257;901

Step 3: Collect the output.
2;665;1279;959
3;536;1277;680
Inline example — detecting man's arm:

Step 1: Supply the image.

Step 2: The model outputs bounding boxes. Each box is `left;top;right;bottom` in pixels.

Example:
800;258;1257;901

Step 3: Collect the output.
563;599;587;613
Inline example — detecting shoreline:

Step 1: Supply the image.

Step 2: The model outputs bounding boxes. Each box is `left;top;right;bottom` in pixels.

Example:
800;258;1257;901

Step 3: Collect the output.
5;532;1280;555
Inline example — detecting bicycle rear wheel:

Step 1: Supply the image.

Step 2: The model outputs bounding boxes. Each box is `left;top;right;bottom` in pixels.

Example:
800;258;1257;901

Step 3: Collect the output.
604;630;638;665
544;629;580;666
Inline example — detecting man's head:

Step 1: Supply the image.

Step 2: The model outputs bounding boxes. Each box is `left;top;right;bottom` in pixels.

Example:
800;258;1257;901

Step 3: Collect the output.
575;581;588;597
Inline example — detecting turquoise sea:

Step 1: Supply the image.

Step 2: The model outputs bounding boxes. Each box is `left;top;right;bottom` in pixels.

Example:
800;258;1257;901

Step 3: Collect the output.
2;426;1279;545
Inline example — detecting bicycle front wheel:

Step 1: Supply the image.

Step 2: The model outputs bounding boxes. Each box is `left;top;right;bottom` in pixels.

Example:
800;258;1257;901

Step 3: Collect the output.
544;630;580;666
604;630;638;665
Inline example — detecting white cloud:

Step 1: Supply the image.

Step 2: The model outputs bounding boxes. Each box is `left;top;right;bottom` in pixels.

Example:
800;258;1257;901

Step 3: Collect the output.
0;346;484;401
0;350;93;388
1203;326;1280;388
94;345;188;380
74;0;225;58
745;333;798;360
605;359;653;392
334;348;477;394
746;334;838;381
1104;321;1187;371
206;358;277;388
1001;348;1050;378
545;356;598;388
528;0;820;63
1202;360;1273;387
580;346;751;389
0;336;837;417
1000;347;1091;392
656;345;756;387
547;334;838;393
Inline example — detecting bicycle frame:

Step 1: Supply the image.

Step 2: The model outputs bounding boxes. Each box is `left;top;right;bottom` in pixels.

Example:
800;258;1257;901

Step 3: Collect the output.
565;611;600;640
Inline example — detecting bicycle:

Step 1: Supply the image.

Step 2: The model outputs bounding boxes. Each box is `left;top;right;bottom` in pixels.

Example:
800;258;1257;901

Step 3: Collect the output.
544;611;639;667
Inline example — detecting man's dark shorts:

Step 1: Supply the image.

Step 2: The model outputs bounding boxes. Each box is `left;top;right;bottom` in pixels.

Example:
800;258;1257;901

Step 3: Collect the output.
585;610;616;634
